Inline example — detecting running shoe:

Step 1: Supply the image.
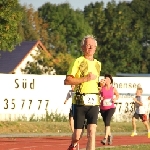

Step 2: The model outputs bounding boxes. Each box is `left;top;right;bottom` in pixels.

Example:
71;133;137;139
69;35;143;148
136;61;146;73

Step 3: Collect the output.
67;143;78;150
108;135;113;145
101;138;107;145
130;132;137;137
148;132;150;138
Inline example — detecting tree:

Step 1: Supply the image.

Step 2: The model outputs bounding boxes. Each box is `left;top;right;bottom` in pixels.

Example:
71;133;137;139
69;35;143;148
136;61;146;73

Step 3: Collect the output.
53;52;74;75
19;4;49;49
21;48;74;75
17;4;55;75
130;0;150;73
84;0;145;75
0;0;23;51
38;2;92;58
21;49;56;75
84;1;106;60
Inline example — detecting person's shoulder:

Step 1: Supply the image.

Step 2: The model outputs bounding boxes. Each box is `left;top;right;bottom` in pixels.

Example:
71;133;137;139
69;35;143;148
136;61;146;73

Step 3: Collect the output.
67;90;71;94
73;56;89;67
67;90;73;95
76;56;85;61
94;59;101;65
73;56;84;63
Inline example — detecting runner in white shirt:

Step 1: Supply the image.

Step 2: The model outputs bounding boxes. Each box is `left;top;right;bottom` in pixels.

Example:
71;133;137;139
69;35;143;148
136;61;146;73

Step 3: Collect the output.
131;87;150;138
64;85;75;132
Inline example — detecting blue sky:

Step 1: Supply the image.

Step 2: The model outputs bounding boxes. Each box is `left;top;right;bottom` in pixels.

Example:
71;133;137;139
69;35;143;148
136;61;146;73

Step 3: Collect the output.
19;0;130;10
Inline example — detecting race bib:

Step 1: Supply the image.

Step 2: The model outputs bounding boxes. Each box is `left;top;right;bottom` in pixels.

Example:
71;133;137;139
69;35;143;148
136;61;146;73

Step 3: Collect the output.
83;94;100;106
103;99;112;106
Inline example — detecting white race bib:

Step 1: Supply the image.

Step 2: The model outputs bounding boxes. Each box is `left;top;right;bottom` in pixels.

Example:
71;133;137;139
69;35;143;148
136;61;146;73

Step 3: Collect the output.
103;99;112;106
83;94;99;106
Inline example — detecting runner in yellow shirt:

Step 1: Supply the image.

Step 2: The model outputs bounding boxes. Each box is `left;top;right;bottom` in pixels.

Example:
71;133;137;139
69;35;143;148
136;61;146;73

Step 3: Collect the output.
64;35;101;150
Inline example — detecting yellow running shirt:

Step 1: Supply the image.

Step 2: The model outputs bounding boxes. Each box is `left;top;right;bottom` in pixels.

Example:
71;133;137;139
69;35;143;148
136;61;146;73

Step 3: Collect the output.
67;56;101;105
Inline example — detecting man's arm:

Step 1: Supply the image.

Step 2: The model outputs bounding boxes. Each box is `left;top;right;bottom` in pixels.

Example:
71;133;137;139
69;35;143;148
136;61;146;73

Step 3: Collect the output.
64;72;97;85
64;92;71;104
64;75;87;85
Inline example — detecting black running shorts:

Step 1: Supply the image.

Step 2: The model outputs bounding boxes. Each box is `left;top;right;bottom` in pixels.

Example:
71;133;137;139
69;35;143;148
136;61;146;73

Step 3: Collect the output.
133;113;147;122
73;105;99;129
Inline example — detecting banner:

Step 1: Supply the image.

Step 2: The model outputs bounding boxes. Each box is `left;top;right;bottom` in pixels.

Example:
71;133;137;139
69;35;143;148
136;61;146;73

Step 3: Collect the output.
0;74;149;121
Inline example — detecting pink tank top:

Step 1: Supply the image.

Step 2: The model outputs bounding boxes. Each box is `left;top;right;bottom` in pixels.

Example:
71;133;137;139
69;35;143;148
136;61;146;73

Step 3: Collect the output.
100;86;115;110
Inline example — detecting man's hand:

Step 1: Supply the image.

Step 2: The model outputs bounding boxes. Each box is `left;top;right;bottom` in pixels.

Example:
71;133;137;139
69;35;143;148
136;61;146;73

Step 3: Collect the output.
64;100;67;104
86;72;97;81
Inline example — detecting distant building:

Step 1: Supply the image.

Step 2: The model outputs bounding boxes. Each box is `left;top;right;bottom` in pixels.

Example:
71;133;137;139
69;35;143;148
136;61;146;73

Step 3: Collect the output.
0;41;56;74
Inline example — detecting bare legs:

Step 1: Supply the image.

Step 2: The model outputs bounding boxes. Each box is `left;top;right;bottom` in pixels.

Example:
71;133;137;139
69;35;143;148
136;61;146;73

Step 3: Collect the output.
104;126;111;138
131;117;137;133
86;124;97;150
69;117;74;132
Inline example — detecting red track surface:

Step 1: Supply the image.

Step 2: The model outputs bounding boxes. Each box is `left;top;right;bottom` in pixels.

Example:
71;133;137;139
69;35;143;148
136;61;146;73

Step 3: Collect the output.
0;135;150;150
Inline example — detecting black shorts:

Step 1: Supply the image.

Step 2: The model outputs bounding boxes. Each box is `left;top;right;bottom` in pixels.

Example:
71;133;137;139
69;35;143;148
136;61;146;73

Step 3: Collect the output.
69;104;75;119
133;113;147;122
73;105;99;129
69;109;73;118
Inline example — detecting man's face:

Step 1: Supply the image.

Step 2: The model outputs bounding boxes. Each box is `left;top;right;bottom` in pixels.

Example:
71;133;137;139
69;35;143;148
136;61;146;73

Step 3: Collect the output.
82;38;97;56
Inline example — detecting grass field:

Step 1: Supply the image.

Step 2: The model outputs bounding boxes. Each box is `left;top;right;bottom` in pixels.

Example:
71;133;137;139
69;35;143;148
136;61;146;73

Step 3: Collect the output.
0;120;148;134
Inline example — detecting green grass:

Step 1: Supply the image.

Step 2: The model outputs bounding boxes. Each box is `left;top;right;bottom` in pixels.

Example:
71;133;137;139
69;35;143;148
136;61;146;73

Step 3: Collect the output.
97;120;147;133
0;120;147;134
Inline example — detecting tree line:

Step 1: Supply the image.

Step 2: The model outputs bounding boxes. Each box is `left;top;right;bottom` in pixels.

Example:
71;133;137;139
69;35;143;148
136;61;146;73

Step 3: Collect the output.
0;0;150;75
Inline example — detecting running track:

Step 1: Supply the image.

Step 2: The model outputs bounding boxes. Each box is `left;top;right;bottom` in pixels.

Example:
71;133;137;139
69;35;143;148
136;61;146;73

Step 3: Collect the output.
0;135;150;150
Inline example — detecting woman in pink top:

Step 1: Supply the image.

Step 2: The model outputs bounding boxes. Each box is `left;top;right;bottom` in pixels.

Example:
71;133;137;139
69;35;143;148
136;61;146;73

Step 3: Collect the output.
99;74;119;145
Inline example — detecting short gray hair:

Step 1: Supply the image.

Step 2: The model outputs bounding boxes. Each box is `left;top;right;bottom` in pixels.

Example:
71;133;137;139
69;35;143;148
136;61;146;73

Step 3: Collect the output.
81;35;97;47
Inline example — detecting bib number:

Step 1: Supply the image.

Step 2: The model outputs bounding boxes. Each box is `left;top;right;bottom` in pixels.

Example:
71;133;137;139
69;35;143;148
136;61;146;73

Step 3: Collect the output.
103;99;112;106
83;94;99;106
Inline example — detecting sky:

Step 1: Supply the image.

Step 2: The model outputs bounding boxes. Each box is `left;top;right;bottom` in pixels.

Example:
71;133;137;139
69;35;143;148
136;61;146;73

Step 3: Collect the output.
19;0;129;10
